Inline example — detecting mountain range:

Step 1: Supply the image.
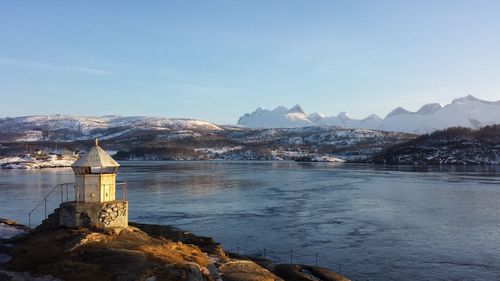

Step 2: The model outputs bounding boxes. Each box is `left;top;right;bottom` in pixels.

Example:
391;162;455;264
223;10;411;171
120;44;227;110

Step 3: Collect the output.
0;114;414;162
1;98;497;163
237;95;500;133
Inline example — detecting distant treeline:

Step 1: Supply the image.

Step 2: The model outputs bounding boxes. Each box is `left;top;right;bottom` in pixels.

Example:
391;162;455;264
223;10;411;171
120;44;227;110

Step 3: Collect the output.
114;144;202;160
373;125;500;165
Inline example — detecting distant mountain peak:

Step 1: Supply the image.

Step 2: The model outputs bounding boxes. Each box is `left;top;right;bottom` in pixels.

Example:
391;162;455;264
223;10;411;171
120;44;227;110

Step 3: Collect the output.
416;103;442;115
272;106;288;113
288;104;305;114
363;114;382;121
237;105;313;128
386;107;412;118
308;112;325;118
451;95;491;105
337;112;351;121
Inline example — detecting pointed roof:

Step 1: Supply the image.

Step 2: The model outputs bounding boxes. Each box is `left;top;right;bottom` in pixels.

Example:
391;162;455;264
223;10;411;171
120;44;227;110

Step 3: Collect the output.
72;139;119;168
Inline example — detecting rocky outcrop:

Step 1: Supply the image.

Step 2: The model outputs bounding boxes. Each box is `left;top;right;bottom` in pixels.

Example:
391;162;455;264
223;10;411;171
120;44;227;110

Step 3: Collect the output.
2;218;350;281
8;226;214;281
130;222;226;258
219;260;284;281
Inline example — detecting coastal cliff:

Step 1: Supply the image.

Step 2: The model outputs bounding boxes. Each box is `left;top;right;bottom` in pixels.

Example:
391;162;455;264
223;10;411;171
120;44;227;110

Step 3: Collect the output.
0;218;349;281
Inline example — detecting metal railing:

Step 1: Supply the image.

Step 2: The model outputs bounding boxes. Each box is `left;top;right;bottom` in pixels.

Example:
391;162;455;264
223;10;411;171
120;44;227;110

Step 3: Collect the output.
226;246;345;276
116;182;128;201
28;181;128;229
28;182;75;229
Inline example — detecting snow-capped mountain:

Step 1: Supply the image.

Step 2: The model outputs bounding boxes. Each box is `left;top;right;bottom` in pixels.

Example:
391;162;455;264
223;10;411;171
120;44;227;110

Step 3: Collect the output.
237;104;315;128
237;95;500;133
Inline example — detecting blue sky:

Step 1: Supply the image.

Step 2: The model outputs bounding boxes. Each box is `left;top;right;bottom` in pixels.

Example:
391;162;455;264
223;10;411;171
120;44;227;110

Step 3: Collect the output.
1;1;500;124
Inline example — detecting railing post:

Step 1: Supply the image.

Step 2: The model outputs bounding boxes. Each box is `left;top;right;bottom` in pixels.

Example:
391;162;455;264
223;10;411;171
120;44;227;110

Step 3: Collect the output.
315;253;318;265
263;248;266;259
290;249;293;264
339;263;342;275
28;182;75;229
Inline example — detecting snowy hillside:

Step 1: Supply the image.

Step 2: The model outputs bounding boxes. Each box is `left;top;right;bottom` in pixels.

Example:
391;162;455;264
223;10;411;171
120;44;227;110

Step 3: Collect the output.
0;115;222;142
237;95;500;134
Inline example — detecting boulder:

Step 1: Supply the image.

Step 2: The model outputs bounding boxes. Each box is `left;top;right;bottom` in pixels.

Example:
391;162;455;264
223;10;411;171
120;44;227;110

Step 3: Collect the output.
272;264;350;281
219;260;283;281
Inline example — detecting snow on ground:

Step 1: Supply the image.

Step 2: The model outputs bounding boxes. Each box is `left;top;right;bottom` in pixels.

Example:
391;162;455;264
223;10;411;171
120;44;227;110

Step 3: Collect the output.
0;222;28;264
0;115;223;142
194;146;243;154
312;156;346;162
15;130;43;142
0;155;77;169
0;156;27;165
0;223;26;240
97;129;135;140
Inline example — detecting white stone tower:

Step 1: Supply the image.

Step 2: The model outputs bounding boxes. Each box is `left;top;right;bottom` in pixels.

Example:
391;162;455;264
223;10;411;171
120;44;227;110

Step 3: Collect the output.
59;139;128;228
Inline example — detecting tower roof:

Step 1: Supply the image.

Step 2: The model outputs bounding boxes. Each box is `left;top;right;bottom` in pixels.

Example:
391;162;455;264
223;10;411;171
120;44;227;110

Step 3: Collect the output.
72;139;119;169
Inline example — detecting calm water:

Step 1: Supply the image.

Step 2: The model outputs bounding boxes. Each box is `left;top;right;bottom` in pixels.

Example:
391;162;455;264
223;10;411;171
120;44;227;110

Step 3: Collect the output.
1;161;499;281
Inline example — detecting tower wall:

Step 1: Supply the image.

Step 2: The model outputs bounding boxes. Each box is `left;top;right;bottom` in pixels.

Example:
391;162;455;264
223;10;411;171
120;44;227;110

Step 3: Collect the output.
59;201;128;228
75;174;116;203
100;174;116;201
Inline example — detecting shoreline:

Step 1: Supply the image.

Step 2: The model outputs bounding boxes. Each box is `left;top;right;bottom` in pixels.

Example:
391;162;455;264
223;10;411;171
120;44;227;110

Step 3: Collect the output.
0;218;350;281
2;158;499;170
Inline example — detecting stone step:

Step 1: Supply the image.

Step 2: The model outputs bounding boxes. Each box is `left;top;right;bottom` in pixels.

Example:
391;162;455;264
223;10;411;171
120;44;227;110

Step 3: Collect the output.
47;209;60;219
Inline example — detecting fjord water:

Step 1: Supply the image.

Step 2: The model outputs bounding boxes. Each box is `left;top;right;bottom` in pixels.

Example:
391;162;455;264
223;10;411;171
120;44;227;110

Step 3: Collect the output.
1;162;499;281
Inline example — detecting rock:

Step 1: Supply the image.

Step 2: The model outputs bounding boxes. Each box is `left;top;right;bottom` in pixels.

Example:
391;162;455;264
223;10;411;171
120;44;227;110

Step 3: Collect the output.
0;219;17;227
64;232;108;253
272;264;350;281
7;226;214;281
0;271;11;281
0;270;61;281
130;222;227;259
219;260;283;281
0;219;29;233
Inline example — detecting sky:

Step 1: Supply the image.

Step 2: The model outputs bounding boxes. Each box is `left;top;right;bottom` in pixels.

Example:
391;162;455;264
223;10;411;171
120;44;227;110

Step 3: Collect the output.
1;0;500;124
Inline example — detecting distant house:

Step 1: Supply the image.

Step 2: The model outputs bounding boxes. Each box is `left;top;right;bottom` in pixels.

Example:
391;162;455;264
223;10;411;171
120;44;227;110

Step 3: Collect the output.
60;148;76;157
34;149;45;156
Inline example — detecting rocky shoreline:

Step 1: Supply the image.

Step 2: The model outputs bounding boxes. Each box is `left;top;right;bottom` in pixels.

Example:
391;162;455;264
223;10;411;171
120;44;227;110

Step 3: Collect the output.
0;218;349;281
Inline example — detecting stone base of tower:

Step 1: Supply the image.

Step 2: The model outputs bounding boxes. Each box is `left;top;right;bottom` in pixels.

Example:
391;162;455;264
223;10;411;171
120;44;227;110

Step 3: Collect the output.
59;200;128;228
